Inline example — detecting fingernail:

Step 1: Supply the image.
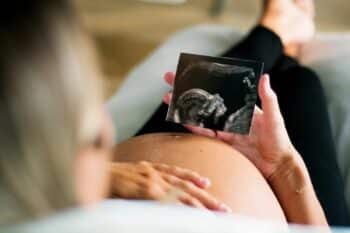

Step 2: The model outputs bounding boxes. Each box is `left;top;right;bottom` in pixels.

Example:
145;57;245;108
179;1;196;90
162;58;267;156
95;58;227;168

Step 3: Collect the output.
164;92;172;103
163;94;169;103
264;74;273;95
264;74;270;85
200;177;211;187
218;204;232;213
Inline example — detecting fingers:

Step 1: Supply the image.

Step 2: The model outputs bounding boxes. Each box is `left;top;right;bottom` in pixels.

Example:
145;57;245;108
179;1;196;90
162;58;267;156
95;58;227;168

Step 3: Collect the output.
154;163;211;188
163;174;231;212
163;92;172;105
110;162;163;199
163;72;175;105
164;72;176;86
184;124;217;138
215;131;236;143
111;162;231;212
258;74;283;122
178;192;206;209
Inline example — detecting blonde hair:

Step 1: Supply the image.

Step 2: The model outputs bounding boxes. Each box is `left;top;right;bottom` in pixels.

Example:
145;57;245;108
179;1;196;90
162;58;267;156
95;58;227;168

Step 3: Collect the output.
0;1;102;225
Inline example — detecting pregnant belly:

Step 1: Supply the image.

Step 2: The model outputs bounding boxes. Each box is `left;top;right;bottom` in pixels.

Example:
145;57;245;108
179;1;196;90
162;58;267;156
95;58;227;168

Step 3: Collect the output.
113;133;286;223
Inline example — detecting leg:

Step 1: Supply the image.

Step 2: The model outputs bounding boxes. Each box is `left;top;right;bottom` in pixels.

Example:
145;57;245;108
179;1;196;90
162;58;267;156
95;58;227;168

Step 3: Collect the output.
226;25;350;224
137;25;285;135
268;65;350;226
138;0;316;135
222;26;283;73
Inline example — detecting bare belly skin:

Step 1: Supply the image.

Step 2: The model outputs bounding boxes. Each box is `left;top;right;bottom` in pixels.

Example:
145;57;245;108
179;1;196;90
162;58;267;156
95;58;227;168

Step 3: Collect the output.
114;133;286;223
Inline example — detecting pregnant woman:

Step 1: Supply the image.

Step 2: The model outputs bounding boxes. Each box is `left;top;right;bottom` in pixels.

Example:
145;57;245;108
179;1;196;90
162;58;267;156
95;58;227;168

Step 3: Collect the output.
1;0;346;228
113;0;349;226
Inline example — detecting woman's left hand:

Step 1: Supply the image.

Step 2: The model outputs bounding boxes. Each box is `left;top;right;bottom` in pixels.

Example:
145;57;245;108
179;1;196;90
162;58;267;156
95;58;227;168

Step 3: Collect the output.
110;161;231;212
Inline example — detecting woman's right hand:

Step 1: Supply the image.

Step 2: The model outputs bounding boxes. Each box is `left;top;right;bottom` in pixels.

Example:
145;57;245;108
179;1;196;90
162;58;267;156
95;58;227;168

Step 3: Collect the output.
214;74;301;179
110;161;231;212
163;72;301;180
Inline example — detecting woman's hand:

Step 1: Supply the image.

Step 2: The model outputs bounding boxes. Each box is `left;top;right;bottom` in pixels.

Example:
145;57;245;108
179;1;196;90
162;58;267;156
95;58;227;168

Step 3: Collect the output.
163;72;299;179
110;161;231;212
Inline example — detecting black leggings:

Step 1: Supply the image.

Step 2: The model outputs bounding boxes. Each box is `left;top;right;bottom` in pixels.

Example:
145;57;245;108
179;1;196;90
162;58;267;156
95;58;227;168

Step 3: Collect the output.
137;26;350;226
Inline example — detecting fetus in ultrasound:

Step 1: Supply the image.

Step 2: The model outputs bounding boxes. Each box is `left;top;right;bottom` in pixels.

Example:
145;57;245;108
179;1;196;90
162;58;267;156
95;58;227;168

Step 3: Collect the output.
174;88;227;127
167;53;263;134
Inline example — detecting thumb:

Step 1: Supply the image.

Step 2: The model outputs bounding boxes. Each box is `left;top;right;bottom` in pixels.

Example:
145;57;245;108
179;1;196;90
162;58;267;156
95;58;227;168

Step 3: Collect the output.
258;74;282;121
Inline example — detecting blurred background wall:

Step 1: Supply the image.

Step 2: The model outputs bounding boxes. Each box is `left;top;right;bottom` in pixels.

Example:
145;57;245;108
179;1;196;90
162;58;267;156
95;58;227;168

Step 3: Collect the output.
74;0;350;98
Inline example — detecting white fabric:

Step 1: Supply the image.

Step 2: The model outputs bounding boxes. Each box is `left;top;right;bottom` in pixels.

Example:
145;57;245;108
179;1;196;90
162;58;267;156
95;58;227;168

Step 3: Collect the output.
106;24;350;206
3;200;342;233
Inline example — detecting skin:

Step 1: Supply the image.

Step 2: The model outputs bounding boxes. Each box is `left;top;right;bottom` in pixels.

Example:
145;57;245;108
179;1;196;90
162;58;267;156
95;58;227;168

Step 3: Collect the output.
75;111;115;206
75;109;228;211
77;0;328;226
109;161;230;212
113;133;287;223
80;73;327;226
260;0;315;45
69;30;225;210
260;0;315;57
163;73;328;226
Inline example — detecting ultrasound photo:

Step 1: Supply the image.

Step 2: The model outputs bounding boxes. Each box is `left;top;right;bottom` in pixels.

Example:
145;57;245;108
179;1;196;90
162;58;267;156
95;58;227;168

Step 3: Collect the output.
166;53;264;134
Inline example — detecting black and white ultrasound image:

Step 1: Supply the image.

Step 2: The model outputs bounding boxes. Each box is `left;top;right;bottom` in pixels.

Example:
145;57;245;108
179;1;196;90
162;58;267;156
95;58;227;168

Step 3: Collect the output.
166;53;264;134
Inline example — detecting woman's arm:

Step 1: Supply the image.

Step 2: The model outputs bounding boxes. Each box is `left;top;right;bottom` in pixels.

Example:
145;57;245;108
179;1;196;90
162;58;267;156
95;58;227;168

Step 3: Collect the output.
268;151;328;225
163;72;328;225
